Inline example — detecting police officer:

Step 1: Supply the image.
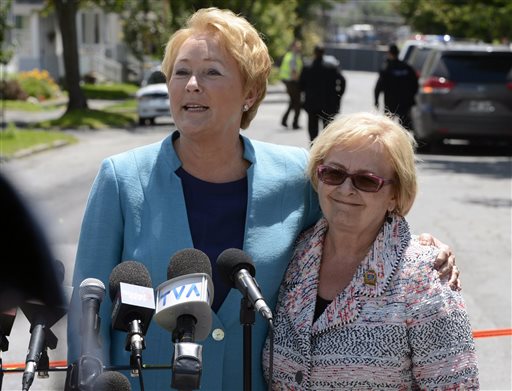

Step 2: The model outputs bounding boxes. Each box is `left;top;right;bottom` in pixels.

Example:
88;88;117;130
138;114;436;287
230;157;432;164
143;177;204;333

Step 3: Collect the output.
299;44;346;141
374;43;418;130
279;40;303;130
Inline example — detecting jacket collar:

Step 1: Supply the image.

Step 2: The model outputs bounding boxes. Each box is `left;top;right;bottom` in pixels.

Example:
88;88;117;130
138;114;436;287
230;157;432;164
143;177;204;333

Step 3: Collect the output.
284;214;410;335
167;130;256;172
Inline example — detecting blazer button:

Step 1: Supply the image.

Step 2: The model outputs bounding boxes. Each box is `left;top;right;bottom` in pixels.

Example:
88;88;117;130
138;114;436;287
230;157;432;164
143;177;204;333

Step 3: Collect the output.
295;370;303;384
211;328;225;341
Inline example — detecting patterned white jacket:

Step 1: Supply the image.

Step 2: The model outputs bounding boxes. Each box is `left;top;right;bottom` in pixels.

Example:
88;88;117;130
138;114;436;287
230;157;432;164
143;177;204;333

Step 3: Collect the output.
263;215;479;390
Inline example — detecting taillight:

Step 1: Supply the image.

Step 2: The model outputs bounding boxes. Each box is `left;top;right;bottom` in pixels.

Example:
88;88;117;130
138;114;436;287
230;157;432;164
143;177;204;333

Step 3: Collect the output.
507;82;512;91
422;76;455;94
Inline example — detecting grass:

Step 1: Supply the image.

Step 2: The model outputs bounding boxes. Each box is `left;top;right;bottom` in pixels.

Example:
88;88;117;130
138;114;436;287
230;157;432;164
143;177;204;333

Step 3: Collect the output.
1;99;66;112
38;108;137;130
0;124;77;160
1;83;140;158
103;99;137;112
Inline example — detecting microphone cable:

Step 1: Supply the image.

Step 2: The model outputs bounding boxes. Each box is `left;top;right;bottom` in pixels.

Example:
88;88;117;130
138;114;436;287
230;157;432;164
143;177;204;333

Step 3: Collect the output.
136;355;144;391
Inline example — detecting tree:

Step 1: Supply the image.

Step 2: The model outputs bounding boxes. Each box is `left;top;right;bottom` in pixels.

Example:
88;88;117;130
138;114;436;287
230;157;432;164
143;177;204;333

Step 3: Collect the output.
0;0;14;65
396;0;512;43
53;0;88;112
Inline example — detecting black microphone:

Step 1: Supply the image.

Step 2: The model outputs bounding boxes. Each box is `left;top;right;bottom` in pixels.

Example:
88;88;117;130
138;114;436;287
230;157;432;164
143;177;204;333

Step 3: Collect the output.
80;278;105;355
108;261;155;373
21;260;67;391
154;248;214;390
217;248;273;321
77;277;106;389
93;371;132;391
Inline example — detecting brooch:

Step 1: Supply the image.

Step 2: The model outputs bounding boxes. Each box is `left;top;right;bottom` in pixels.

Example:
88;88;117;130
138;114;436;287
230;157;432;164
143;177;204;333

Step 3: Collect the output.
364;269;377;286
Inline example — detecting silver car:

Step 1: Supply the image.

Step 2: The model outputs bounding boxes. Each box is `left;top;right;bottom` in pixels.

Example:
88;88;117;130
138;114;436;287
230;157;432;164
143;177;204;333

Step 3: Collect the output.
411;44;512;150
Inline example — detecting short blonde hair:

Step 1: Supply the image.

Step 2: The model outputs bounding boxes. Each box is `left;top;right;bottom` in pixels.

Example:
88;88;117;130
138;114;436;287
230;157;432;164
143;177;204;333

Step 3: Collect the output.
161;7;272;130
308;112;418;216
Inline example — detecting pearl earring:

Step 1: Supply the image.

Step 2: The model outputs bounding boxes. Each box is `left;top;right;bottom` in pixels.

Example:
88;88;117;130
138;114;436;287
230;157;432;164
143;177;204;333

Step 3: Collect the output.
242;104;249;112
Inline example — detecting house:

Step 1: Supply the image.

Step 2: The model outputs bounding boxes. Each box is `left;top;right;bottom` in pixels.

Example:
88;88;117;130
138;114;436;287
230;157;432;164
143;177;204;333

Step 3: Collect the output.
4;0;133;83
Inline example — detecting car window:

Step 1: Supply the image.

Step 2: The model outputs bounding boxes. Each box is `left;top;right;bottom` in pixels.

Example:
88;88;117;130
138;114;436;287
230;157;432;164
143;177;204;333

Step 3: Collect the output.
433;52;512;82
147;71;167;85
409;48;432;72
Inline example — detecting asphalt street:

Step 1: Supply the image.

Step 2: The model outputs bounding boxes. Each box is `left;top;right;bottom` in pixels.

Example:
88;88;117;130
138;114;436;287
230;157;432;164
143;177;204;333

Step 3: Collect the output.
1;71;511;390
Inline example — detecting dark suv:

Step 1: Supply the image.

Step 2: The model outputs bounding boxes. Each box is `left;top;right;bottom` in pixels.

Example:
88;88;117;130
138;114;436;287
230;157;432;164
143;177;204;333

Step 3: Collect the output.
411;45;512;149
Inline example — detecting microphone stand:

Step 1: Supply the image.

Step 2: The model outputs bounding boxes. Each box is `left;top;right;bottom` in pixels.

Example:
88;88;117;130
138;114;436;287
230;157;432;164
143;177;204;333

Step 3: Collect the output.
1;335;8;390
240;296;255;391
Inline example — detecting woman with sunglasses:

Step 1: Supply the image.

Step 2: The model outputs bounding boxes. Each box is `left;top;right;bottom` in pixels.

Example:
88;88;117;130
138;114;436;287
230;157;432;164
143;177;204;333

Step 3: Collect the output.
263;112;479;390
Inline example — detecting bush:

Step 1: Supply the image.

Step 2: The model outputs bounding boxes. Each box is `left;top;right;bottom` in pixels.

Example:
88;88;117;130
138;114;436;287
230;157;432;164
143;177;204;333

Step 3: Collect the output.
0;79;29;100
16;69;61;101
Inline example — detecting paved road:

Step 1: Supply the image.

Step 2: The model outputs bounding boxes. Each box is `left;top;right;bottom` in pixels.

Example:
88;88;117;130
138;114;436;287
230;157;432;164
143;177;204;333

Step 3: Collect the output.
1;71;511;390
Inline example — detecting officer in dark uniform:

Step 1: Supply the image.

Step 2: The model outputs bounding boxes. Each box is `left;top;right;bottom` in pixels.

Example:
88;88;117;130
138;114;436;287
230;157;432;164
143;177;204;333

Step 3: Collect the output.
374;43;418;131
300;44;346;141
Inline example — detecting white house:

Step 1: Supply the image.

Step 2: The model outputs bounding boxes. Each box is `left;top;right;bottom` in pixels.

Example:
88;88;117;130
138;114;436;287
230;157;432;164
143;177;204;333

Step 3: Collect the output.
4;0;131;83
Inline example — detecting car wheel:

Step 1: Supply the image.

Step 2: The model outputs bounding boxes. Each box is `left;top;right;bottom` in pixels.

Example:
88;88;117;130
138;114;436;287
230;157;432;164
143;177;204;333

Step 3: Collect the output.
148;118;155;125
138;117;146;126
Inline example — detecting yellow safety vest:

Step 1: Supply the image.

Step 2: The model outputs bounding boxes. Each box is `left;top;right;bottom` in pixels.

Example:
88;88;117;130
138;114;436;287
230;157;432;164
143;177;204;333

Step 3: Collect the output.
279;51;303;81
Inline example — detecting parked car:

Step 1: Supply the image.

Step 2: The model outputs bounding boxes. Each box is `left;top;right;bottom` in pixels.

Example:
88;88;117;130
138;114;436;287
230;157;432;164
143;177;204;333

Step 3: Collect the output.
136;69;171;125
411;44;512;150
399;35;449;63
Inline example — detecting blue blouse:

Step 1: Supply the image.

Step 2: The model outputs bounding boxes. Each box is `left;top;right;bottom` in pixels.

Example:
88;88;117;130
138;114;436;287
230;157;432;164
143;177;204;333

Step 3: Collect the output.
176;167;247;311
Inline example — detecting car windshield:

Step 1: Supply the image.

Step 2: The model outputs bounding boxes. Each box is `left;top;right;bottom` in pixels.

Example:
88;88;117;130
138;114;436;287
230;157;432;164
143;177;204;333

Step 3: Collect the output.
146;71;167;85
433;52;512;83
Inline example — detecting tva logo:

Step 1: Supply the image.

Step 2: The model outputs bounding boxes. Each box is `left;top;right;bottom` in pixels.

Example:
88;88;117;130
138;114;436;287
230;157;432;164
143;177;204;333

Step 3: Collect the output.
159;283;202;306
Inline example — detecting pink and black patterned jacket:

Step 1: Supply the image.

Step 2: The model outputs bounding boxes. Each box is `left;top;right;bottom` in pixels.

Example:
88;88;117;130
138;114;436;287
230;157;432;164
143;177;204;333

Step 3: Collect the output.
263;215;479;390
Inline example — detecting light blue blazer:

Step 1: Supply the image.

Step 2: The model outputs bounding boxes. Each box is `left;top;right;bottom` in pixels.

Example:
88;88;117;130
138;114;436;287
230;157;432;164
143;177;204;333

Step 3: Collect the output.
68;131;320;390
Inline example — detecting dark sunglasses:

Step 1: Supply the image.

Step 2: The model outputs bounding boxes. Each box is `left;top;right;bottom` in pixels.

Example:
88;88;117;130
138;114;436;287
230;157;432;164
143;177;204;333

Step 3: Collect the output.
317;164;395;192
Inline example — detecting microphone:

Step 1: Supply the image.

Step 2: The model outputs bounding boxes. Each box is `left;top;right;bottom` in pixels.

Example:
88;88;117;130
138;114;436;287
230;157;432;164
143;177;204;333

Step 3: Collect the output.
154;249;214;342
217;248;273;322
108;261;155;373
80;278;105;355
154;248;214;390
21;260;67;391
93;371;132;391
77;277;106;389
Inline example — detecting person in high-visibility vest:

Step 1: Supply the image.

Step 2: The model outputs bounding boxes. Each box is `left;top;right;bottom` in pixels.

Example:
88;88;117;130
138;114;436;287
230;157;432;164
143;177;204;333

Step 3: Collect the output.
279;40;303;129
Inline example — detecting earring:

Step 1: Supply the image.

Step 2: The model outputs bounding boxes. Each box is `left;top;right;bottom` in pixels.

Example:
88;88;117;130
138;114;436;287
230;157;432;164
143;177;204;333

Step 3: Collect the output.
242;104;249;112
385;211;393;224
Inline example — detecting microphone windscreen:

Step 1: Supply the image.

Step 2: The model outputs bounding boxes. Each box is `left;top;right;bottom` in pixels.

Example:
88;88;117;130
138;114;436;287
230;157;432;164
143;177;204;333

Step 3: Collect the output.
108;261;152;301
79;278;105;302
93;371;132;391
217;248;255;287
167;248;212;280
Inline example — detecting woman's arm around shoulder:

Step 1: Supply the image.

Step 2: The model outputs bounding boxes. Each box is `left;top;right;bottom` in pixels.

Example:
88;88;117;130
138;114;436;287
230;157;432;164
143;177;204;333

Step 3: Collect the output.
404;238;479;390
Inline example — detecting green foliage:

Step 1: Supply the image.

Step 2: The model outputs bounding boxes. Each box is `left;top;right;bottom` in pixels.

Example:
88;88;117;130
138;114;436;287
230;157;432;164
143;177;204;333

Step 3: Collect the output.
81;83;138;100
1;99;65;111
103;0;338;74
396;0;512;43
16;69;62;101
119;1;170;61
0;0;14;64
